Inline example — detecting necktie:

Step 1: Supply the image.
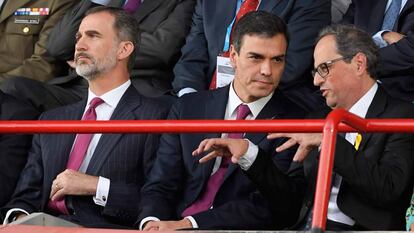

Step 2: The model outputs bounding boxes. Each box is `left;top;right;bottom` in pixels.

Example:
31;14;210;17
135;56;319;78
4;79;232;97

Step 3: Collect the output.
381;0;402;31
209;0;259;90
48;97;104;214
123;0;141;14
181;104;251;217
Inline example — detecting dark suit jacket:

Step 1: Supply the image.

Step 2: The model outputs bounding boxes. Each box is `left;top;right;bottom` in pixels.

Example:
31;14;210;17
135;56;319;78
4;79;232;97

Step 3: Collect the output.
137;85;306;230
245;86;414;230
0;0;76;83
0;91;38;207
45;0;195;97
341;0;414;101
0;86;170;228
172;0;330;111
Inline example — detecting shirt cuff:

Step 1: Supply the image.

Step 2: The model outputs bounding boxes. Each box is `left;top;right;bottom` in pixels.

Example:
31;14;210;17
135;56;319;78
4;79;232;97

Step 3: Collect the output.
3;208;29;225
238;139;259;171
184;216;198;228
90;0;112;5
178;87;197;97
139;216;160;230
93;176;110;206
372;30;389;48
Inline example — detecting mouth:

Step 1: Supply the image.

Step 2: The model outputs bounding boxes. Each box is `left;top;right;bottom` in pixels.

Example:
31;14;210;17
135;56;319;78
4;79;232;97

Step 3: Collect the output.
75;53;92;63
252;79;273;86
320;89;329;97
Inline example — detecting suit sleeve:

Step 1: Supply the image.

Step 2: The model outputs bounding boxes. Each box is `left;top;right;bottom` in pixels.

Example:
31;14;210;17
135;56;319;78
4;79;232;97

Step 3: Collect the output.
377;31;414;77
243;149;306;229
0;99;39;207
136;0;196;72
137;102;187;224
172;0;211;91
0;133;44;219
0;0;75;83
46;0;98;61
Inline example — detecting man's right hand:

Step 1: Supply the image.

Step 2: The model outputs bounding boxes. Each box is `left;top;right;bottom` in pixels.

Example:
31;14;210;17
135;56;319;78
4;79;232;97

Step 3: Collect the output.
14;213;28;221
192;138;249;163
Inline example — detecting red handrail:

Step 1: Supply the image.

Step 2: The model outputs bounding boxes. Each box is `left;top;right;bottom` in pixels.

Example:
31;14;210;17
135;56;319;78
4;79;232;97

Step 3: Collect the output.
1;109;414;233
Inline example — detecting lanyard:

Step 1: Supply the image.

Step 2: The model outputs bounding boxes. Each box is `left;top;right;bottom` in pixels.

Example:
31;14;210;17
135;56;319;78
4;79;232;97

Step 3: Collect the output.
222;0;243;52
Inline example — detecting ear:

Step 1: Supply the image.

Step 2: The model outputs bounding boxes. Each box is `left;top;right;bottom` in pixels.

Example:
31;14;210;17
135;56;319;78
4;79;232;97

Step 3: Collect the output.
117;41;134;60
353;52;367;76
229;44;238;69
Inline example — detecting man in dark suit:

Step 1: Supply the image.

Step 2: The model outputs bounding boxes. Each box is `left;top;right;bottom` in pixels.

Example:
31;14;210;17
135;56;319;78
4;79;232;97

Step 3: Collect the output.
341;0;414;101
1;7;169;228
137;11;306;231
1;0;195;111
0;0;76;83
194;24;414;230
172;0;331;111
0;91;38;207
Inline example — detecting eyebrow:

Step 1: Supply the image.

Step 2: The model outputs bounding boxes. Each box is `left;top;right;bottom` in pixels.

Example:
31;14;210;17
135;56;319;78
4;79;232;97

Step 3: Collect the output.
75;30;102;39
247;52;286;59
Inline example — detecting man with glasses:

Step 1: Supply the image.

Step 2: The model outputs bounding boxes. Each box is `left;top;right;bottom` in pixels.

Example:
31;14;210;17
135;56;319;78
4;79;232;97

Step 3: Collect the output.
192;24;414;230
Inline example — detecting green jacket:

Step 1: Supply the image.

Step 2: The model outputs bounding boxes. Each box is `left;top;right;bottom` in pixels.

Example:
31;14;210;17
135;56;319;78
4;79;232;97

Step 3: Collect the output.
0;0;76;83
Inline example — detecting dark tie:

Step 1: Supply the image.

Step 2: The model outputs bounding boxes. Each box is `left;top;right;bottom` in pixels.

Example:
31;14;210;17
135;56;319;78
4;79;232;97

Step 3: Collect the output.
381;0;402;31
48;97;104;214
209;0;259;89
181;104;251;217
123;0;141;14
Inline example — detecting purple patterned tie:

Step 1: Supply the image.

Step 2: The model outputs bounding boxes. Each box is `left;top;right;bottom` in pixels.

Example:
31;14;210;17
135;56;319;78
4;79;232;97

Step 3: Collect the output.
181;104;251;217
123;0;141;14
48;97;104;214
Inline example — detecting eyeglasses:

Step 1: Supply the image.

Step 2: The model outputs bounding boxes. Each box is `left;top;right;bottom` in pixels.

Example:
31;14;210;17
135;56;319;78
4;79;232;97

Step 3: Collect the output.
311;56;351;78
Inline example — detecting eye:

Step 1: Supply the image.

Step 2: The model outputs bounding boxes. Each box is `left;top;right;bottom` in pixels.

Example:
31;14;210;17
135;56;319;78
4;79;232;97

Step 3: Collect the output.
248;54;261;60
273;56;284;63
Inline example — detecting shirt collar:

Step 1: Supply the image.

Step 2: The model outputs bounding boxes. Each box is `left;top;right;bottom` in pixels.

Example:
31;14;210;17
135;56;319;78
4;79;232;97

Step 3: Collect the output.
228;82;274;119
87;80;131;108
348;82;378;118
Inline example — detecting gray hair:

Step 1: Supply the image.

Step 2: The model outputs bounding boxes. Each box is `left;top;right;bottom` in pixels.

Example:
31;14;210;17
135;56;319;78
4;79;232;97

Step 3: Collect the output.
85;6;139;71
317;24;379;79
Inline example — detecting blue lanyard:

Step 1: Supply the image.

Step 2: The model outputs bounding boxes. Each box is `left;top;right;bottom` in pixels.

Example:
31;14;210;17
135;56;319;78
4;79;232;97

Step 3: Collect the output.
222;0;243;52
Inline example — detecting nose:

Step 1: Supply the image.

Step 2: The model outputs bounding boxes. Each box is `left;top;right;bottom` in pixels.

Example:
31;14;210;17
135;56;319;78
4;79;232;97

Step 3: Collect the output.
260;60;272;76
75;37;87;52
313;73;324;87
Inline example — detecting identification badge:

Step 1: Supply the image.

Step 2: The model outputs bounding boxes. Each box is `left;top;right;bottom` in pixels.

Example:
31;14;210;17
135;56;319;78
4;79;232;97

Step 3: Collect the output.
216;56;235;88
14;18;40;24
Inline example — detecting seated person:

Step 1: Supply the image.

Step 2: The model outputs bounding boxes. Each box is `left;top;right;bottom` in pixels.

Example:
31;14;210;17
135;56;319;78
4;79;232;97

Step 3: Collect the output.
193;24;414;230
137;11;307;231
0;91;38;207
0;0;76;83
341;0;414;101
172;0;331;111
2;0;195;111
1;7;170;228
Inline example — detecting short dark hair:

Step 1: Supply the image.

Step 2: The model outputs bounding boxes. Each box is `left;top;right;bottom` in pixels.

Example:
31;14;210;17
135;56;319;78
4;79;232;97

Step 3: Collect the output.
317;24;379;79
85;6;139;71
231;11;289;53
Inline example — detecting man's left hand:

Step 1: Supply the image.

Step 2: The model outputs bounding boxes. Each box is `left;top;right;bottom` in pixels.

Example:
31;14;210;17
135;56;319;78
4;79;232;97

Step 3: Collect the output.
50;169;99;201
268;133;322;162
192;138;249;164
382;31;405;44
143;219;192;231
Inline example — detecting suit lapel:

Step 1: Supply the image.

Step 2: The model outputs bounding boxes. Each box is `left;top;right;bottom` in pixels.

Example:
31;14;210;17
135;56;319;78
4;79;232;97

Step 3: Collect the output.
86;86;141;174
369;0;387;32
356;87;387;151
397;0;414;28
201;87;229;181
134;0;164;23
214;0;238;51
0;0;32;23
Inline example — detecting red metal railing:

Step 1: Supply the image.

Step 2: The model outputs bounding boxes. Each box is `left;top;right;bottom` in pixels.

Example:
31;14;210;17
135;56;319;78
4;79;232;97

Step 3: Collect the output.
1;108;414;232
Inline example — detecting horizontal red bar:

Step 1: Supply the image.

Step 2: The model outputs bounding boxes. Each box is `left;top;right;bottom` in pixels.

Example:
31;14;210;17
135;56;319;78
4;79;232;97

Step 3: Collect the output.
0;119;413;134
